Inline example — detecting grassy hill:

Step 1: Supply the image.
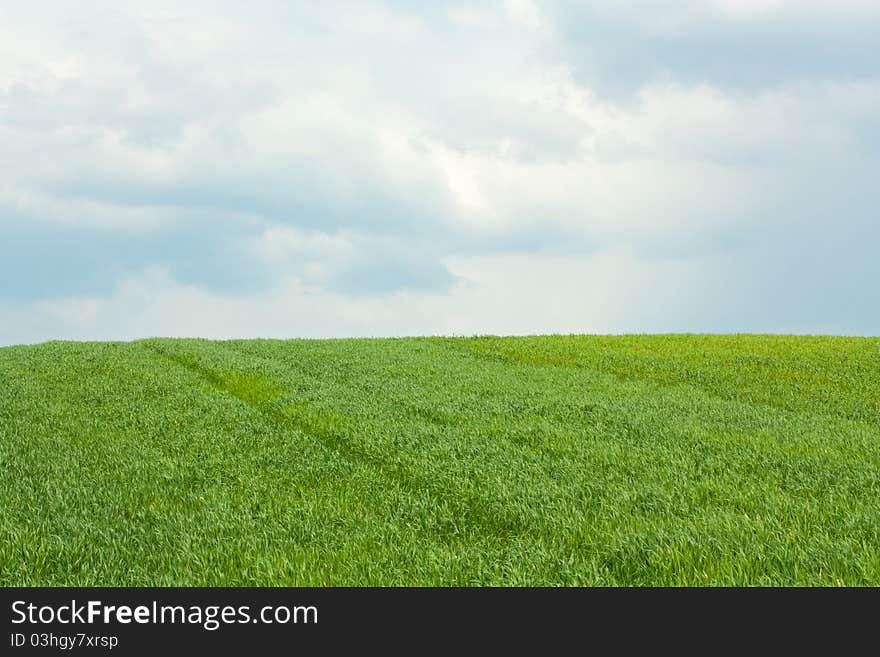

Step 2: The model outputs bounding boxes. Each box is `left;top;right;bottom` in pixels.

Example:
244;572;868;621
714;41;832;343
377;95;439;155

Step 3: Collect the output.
1;335;878;585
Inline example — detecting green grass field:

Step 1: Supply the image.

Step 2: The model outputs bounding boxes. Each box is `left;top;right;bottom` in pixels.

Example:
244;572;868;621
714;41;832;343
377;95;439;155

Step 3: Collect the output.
1;335;878;586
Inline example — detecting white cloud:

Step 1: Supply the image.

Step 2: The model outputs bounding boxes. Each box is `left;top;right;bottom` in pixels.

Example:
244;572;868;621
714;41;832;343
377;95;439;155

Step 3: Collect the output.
1;1;879;341
247;226;355;286
0;252;722;344
251;226;353;264
505;0;543;29
3;1;876;243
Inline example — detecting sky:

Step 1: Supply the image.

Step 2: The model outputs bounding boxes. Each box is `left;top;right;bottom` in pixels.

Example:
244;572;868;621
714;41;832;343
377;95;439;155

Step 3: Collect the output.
1;0;878;344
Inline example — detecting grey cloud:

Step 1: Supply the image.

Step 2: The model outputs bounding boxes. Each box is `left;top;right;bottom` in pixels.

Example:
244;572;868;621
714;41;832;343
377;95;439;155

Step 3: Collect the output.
0;211;270;302
545;1;880;99
327;249;456;296
1;0;879;340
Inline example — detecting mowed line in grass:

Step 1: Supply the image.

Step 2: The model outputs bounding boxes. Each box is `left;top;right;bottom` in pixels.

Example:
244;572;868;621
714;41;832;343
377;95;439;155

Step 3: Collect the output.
1;336;879;585
223;338;880;579
158;337;880;582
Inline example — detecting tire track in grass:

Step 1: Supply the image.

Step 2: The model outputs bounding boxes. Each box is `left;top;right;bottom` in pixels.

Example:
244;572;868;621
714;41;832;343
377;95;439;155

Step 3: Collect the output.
223;338;880;537
145;342;533;543
156;339;880;584
240;338;880;584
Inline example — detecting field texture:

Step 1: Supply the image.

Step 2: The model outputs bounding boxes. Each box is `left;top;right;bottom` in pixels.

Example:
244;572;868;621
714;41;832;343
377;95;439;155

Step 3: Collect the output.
1;335;879;586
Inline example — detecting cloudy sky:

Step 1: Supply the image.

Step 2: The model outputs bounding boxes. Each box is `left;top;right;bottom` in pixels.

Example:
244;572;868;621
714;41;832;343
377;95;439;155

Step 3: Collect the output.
2;0;878;344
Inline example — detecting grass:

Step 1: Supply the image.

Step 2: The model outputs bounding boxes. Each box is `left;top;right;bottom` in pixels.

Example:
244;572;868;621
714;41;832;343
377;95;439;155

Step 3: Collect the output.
1;334;878;586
